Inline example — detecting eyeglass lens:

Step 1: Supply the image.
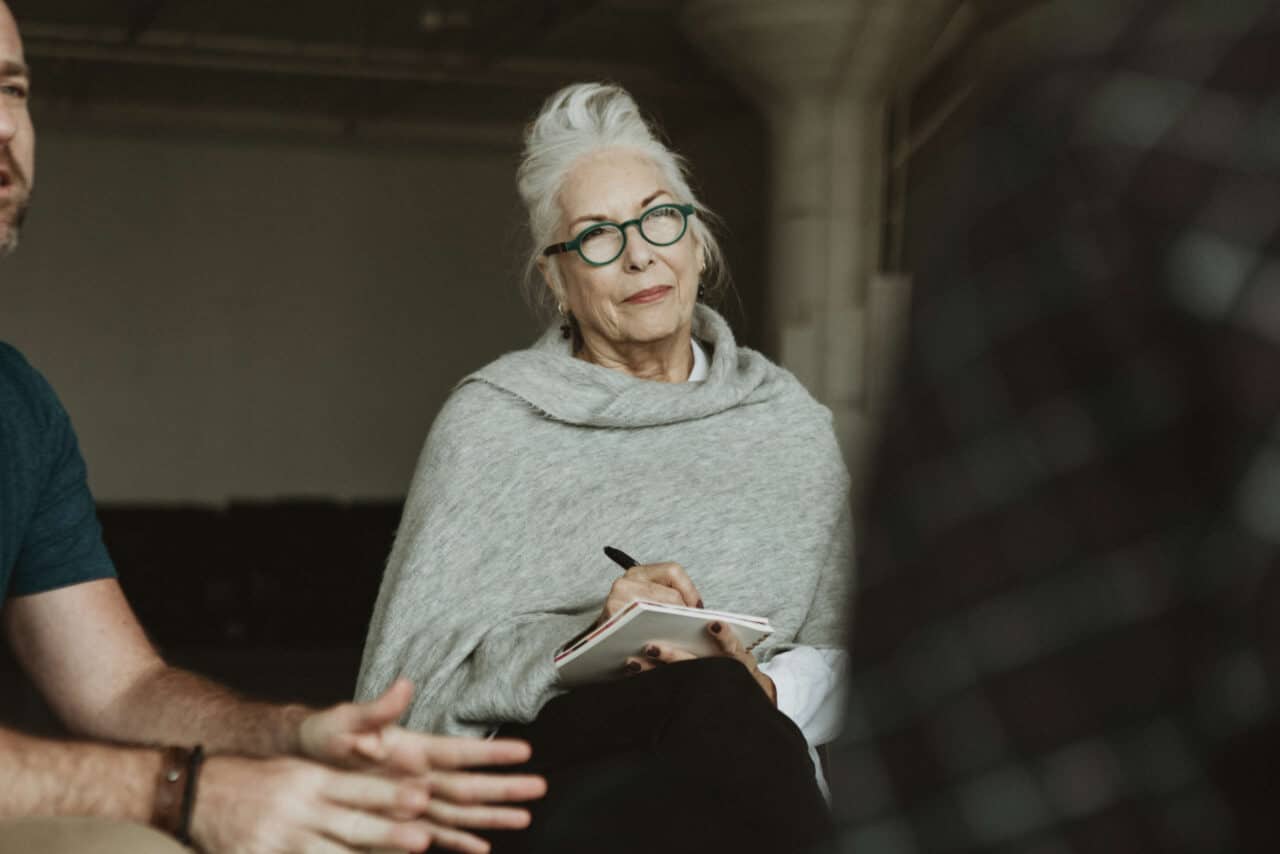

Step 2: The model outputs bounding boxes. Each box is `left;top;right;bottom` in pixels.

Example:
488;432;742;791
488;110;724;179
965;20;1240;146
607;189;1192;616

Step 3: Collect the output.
578;205;687;264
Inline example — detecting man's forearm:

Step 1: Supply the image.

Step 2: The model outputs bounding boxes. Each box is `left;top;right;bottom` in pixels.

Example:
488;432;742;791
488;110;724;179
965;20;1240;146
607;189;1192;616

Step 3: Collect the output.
95;664;310;757
0;725;160;822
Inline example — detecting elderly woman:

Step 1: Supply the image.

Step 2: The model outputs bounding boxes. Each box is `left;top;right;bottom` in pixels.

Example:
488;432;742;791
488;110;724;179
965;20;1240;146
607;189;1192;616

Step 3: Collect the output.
357;83;851;853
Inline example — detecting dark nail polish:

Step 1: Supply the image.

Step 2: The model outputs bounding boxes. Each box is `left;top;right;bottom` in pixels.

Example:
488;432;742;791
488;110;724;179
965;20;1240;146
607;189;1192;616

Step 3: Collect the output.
710;622;722;634
644;645;660;658
697;599;705;609
625;661;642;673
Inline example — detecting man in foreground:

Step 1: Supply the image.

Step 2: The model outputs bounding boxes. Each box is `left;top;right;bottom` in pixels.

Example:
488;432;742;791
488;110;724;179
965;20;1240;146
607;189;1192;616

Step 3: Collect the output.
0;3;544;851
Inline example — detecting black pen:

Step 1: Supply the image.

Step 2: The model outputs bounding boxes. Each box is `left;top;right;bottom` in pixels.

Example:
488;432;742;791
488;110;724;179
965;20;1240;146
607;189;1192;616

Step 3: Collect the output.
557;547;641;655
603;546;639;570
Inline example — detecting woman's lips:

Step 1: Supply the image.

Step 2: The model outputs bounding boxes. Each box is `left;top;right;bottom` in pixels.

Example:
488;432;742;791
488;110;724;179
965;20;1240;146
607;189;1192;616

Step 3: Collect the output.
624;286;672;304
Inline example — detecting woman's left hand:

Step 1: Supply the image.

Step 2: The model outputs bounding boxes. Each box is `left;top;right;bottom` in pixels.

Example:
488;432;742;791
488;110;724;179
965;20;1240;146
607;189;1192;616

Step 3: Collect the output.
624;621;777;705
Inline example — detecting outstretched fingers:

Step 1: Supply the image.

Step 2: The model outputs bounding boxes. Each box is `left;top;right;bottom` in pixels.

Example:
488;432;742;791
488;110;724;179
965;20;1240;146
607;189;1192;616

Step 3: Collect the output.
353;678;416;730
428;769;547;805
417;822;494;854
300;678;415;768
425;798;534;830
321;773;429;813
315;805;432;853
298;835;368;854
413;734;533;770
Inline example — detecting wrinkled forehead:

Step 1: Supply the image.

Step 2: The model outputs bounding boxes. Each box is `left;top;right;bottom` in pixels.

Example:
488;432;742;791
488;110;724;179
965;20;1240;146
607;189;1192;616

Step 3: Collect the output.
558;149;670;221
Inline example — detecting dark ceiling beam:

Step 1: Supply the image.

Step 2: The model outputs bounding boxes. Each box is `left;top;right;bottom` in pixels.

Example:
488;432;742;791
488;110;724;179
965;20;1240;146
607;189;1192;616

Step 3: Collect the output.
18;27;725;100
354;0;377;63
126;0;171;44
409;0;609;71
463;0;607;69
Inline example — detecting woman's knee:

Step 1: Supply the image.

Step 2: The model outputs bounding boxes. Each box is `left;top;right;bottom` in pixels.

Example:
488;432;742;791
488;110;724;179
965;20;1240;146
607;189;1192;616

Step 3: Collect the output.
672;658;790;725
668;656;768;702
661;658;811;754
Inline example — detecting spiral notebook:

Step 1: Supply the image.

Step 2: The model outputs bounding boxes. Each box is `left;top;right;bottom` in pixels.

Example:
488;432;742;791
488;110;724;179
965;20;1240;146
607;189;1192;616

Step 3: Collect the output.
554;600;773;687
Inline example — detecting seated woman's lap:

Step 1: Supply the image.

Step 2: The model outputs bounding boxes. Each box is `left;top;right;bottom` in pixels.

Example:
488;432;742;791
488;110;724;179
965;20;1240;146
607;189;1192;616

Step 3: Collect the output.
486;658;830;853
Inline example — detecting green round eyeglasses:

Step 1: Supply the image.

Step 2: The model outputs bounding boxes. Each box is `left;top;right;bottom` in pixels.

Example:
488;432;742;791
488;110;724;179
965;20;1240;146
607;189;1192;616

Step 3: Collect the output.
542;203;696;267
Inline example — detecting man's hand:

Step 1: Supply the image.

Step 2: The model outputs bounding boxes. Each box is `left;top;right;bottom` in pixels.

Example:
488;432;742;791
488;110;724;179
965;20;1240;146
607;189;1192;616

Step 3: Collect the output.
381;771;547;854
191;754;435;853
298;678;535;776
296;678;546;852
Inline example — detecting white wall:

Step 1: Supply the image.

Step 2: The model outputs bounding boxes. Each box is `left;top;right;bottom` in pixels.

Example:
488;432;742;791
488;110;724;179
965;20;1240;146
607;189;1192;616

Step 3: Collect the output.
0;126;538;503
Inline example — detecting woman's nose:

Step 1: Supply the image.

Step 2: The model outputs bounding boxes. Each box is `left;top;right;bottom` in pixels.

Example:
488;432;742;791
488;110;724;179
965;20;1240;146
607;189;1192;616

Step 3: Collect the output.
622;224;655;271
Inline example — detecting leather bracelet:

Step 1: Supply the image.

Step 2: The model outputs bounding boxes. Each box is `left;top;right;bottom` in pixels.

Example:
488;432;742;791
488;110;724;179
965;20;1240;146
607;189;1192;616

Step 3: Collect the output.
177;745;205;845
151;746;191;838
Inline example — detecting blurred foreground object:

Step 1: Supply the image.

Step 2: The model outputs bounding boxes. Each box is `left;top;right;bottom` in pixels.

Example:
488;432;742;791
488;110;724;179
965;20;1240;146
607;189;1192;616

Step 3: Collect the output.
828;0;1280;851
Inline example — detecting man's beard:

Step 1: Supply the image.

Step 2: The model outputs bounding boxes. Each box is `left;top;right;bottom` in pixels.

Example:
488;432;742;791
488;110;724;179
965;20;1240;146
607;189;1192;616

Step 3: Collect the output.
0;197;28;257
0;149;31;257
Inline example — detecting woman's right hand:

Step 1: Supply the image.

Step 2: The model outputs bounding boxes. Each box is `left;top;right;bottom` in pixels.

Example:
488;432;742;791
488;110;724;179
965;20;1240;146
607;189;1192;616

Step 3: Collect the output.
598;562;703;625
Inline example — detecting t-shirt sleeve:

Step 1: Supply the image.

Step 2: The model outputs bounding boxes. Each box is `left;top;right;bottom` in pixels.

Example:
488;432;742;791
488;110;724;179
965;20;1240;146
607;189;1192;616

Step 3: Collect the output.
9;369;116;597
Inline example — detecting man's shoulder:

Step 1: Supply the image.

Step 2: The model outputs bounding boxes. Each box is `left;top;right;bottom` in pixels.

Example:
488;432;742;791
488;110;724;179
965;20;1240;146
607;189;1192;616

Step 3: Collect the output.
0;340;33;377
0;342;60;421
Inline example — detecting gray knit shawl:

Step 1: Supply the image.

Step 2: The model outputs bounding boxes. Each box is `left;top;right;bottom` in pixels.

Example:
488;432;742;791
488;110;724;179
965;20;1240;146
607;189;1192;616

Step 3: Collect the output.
356;306;852;736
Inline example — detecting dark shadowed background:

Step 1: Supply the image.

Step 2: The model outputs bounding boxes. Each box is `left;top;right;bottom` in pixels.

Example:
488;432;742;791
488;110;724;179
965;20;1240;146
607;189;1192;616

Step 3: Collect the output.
0;0;1028;739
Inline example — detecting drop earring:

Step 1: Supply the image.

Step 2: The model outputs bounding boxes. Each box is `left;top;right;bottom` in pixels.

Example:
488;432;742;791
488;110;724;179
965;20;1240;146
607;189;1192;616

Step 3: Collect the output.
558;302;572;340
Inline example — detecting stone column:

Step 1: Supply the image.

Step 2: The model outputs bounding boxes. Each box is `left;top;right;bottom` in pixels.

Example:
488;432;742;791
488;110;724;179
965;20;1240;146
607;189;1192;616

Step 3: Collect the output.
683;0;953;495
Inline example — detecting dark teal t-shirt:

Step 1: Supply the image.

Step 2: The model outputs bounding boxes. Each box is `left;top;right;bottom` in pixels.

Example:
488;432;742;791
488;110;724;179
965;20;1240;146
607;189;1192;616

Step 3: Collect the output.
0;342;115;610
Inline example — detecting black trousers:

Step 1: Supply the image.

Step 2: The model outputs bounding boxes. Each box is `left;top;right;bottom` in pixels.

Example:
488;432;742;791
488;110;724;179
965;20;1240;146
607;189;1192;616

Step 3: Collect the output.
483;657;831;854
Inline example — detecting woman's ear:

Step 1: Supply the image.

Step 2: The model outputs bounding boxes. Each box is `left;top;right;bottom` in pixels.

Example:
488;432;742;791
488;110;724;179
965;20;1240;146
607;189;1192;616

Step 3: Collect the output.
537;257;564;308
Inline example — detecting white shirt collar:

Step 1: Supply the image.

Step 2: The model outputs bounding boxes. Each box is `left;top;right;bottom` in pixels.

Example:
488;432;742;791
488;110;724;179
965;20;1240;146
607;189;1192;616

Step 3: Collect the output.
688;337;709;383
